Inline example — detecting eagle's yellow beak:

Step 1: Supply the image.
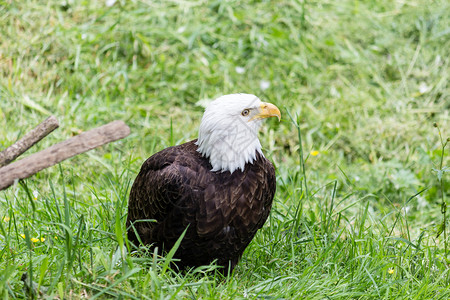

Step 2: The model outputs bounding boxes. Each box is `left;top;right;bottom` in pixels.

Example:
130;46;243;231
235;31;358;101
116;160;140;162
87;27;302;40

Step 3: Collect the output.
251;102;281;122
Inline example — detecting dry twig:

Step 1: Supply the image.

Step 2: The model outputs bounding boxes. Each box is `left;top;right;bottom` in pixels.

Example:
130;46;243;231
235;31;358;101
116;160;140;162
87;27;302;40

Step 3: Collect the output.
0;120;130;191
0;116;59;167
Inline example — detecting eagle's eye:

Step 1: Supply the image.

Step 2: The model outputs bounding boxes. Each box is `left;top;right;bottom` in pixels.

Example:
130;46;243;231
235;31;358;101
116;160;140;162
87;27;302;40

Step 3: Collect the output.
241;109;250;116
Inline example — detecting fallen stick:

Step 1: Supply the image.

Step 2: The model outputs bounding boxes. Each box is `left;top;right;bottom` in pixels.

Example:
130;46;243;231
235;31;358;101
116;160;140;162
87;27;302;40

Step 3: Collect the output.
0;116;59;167
0;120;130;191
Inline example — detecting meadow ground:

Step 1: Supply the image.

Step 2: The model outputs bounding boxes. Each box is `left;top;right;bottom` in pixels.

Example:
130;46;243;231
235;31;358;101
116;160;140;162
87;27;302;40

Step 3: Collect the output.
0;0;449;298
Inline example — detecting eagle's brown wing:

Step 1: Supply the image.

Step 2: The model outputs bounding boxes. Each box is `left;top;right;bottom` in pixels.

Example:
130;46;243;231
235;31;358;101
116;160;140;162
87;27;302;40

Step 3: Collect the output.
126;141;196;246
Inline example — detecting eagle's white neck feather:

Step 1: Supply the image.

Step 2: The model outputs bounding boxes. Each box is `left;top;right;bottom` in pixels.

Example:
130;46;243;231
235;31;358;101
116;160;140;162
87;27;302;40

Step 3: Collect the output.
195;94;265;174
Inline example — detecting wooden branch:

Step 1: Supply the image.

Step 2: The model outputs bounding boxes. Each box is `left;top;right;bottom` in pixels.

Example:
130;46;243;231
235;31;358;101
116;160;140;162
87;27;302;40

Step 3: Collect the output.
0;120;131;191
0;116;59;167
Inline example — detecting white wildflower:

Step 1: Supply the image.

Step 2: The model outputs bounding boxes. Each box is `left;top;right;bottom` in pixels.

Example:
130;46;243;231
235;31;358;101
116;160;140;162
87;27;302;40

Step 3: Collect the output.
235;66;245;74
106;0;116;7
419;82;431;94
259;80;270;91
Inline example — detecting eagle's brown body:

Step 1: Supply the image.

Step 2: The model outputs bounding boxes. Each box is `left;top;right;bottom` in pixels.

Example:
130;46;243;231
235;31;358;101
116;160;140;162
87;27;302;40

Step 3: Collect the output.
126;139;276;273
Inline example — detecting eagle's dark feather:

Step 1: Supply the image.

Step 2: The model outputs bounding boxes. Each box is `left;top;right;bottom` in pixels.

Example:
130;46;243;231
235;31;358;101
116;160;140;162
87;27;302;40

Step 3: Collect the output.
126;139;276;273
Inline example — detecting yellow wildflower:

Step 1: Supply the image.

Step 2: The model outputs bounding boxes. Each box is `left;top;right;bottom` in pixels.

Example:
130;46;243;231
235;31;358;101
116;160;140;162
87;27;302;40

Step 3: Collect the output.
310;150;319;156
21;235;45;242
388;268;394;275
31;237;44;243
2;216;10;222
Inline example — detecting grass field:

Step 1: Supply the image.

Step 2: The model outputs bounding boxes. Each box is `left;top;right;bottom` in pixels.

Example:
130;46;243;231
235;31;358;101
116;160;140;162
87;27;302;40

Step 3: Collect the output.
1;0;449;298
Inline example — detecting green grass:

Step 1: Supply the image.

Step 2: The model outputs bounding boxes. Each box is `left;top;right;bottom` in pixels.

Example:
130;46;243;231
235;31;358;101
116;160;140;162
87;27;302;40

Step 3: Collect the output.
1;0;449;298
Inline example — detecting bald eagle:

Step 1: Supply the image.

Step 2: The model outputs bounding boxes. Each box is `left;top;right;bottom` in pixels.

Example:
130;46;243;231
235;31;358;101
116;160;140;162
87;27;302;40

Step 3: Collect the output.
126;94;280;274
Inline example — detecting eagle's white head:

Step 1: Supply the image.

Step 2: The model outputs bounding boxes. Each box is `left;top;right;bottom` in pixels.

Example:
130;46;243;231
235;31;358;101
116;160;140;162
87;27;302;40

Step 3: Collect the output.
196;93;281;173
